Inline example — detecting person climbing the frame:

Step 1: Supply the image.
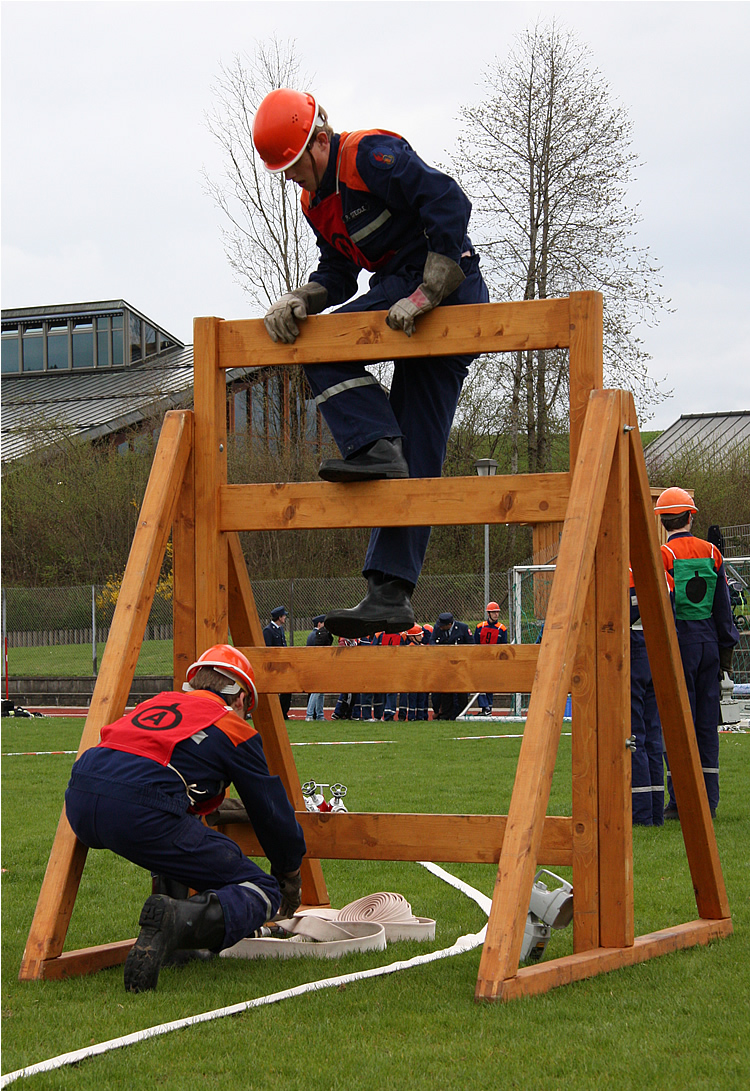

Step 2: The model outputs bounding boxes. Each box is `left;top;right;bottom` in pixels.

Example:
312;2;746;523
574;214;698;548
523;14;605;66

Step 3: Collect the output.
64;645;306;992
252;89;489;640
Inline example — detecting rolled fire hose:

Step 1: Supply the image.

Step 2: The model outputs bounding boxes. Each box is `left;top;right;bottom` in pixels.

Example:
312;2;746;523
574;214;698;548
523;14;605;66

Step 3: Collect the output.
221;893;435;961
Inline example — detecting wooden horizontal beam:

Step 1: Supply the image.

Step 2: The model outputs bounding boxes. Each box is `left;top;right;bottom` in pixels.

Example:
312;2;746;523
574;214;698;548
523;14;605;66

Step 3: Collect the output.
220;474;570;531
494;917;733;1002
243;644;540;693
221;811;573;867
214;298;572;368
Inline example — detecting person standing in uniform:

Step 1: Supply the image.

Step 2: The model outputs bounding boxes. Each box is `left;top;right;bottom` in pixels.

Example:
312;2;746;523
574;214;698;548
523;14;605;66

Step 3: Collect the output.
430;612;473;720
64;645;306;992
252;89;489;640
473;601;508;716
305;615;332;721
263;606;291;719
655;488;739;819
399;624;429;721
373;629;405;720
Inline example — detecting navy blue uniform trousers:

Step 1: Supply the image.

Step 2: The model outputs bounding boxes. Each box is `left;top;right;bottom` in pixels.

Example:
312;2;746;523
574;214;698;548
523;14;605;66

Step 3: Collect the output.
65;788;280;948
666;640;721;813
630;642;664;825
303;256;489;587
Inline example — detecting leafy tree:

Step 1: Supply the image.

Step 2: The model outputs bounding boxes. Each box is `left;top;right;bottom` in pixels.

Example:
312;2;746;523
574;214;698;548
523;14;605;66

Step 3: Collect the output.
451;19;671;473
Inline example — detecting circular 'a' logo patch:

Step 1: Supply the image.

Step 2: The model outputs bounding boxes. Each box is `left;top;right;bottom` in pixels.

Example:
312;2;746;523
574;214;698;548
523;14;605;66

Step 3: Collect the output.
131;703;183;731
370;147;396;169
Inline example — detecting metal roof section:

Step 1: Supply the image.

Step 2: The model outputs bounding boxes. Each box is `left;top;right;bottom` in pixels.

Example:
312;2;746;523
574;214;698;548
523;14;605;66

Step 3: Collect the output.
1;348;257;464
1;346;192;462
645;411;750;469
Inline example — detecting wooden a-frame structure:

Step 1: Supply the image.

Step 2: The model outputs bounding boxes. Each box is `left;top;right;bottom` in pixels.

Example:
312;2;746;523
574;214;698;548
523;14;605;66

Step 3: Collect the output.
20;292;731;1001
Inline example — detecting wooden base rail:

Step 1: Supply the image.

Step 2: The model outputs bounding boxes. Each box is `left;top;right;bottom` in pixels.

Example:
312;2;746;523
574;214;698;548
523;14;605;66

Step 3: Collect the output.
490;918;734;1002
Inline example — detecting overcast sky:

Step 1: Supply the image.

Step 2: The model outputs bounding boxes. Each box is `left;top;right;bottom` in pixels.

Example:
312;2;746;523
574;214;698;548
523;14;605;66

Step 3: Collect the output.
2;0;749;428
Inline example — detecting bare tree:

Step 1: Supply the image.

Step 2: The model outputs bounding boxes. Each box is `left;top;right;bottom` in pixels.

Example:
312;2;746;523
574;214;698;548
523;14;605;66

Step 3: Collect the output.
451;19;671;473
204;38;318;308
203;39;319;455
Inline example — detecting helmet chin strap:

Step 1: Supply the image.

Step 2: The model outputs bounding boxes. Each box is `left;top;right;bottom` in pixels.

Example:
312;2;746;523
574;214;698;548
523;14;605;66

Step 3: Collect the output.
307;145;322;193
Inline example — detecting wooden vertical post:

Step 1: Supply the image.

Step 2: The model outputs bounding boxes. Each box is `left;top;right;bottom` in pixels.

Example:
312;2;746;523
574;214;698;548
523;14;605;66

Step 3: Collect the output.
595;394;633;947
568;293;603;464
568;291;604;953
571;576;600;952
193;317;229;649
172;415;196;687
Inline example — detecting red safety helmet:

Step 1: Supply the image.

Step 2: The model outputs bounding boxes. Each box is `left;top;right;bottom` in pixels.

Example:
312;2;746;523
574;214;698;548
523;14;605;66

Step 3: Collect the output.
185;644;258;712
654;487;697;515
252;88;323;173
405;624;423;637
486;601;500;612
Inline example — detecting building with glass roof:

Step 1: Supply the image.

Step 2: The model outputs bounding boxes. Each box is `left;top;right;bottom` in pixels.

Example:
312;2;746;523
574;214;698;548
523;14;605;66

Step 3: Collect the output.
1;300;322;464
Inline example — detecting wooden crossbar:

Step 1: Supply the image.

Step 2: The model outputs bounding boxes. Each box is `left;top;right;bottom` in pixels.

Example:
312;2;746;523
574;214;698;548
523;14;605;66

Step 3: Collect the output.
216;299;572;368
222;812;574;867
220;474;569;531
244;644;539;693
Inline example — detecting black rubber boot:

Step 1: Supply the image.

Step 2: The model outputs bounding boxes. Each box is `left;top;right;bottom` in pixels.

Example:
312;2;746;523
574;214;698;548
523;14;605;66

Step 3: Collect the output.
325;574;415;639
318;437;409;483
124;893;225;993
150;876;217;966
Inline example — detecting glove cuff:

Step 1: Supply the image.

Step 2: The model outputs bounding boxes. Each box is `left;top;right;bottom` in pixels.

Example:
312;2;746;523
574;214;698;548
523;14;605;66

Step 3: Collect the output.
294;282;329;315
421;252;466;306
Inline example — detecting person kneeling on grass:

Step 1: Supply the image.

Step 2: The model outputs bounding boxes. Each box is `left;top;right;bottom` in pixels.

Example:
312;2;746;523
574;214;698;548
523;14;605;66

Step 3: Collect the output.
64;644;305;993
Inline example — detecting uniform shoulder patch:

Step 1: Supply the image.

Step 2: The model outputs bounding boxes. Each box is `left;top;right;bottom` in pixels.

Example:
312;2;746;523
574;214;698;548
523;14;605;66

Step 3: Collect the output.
369;147;397;169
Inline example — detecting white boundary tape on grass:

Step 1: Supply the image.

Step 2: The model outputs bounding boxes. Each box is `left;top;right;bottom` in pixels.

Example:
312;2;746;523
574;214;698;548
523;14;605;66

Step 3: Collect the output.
0;863;490;1087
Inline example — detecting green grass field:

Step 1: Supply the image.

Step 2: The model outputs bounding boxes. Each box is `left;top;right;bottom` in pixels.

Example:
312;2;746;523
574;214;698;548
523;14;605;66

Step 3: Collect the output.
2;716;748;1089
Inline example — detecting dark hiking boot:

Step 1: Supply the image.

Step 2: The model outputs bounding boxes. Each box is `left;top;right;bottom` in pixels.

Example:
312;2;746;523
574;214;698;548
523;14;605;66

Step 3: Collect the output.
318;437;409;483
124;893;225;993
325;575;415;639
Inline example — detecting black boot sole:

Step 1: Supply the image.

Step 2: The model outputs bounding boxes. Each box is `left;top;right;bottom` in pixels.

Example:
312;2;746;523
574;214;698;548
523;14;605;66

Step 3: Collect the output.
325;608;415;640
318;463;409;483
124;896;174;993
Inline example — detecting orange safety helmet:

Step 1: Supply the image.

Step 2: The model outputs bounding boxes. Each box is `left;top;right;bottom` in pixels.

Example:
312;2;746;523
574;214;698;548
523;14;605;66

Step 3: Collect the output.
654;487;697;515
486;601;500;612
185;644;258;712
252;88;323;173
405;624;423;637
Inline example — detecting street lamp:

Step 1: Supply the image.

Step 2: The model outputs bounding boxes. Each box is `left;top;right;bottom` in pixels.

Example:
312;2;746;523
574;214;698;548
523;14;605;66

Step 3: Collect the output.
475;458;498;608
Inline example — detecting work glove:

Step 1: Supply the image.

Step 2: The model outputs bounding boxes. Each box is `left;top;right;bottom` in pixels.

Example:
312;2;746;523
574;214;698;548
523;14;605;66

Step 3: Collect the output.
204;797;250;826
264;282;328;344
386;252;466;337
719;645;734;676
271;867;302;919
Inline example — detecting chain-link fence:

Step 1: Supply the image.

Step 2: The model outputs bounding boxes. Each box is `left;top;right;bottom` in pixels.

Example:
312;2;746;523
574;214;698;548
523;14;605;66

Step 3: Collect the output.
1;574;511;677
4;556;748;684
507;558;750;687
